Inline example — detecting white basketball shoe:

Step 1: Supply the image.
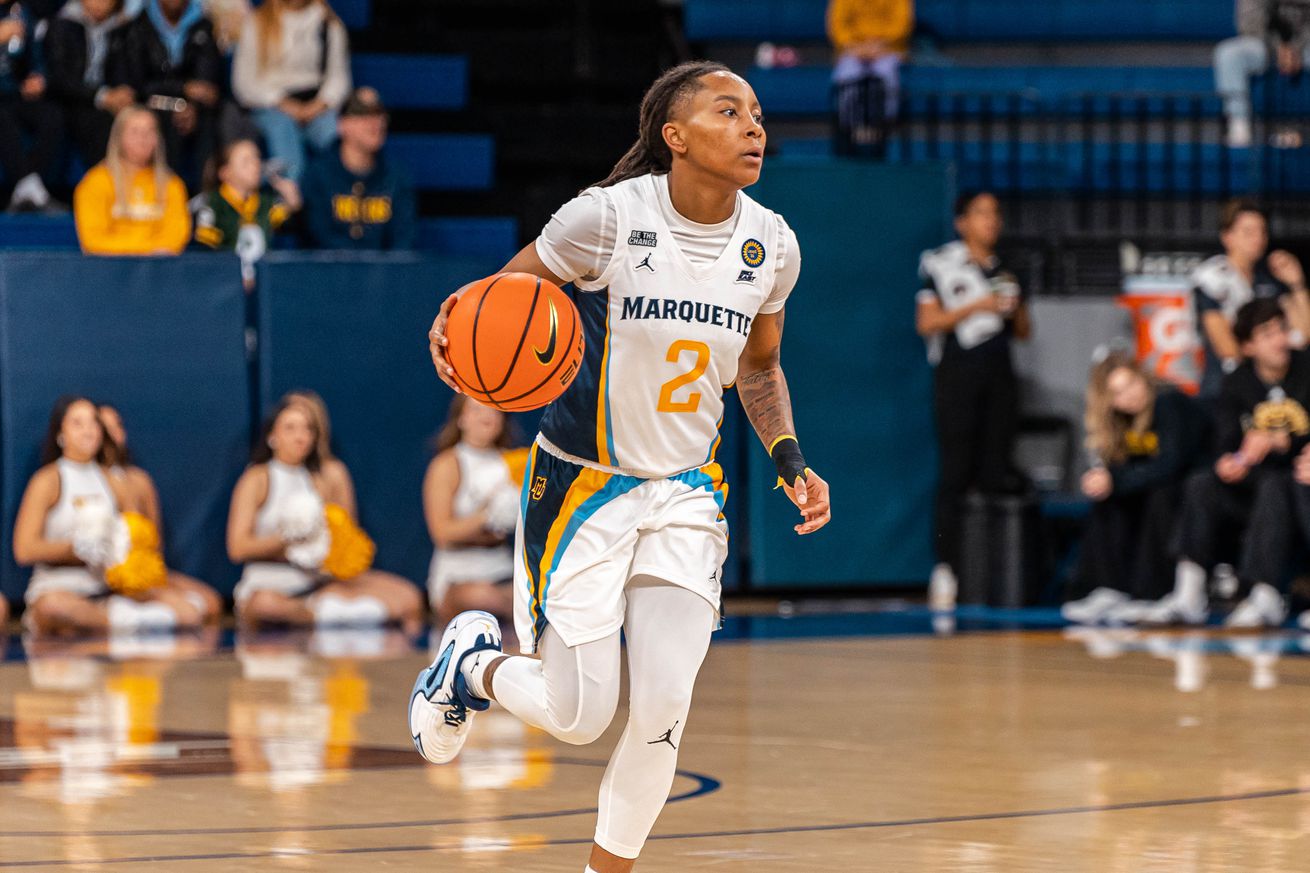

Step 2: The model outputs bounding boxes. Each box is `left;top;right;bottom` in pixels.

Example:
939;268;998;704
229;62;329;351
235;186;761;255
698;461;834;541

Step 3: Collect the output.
409;610;502;764
928;563;957;611
1224;583;1287;629
1061;587;1129;624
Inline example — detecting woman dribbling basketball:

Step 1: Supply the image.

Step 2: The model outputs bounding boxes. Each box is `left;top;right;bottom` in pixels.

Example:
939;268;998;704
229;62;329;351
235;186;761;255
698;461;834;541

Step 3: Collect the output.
409;61;833;873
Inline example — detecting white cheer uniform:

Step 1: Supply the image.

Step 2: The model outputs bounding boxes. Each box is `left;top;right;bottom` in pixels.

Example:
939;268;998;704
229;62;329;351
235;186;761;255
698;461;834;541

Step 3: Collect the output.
513;172;799;652
233;460;323;602
25;459;117;604
427;443;517;606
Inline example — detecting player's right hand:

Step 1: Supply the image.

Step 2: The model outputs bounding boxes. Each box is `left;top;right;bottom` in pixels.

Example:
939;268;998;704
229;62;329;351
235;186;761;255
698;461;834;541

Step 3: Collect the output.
429;291;462;393
783;469;832;535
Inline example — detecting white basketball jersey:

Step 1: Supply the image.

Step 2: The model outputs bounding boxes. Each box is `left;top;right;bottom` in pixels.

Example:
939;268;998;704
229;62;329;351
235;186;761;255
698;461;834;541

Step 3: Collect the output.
538;174;783;478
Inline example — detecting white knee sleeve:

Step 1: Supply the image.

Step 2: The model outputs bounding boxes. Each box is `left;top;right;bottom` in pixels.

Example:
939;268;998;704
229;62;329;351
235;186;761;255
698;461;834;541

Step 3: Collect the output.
491;626;620;746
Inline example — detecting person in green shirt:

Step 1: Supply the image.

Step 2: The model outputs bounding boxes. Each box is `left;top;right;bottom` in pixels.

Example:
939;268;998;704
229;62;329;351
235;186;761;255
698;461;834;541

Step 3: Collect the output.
193;138;301;252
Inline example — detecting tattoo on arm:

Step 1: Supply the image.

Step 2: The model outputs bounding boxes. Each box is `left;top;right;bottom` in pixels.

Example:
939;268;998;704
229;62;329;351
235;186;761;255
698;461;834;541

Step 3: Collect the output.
738;365;796;448
738;311;794;447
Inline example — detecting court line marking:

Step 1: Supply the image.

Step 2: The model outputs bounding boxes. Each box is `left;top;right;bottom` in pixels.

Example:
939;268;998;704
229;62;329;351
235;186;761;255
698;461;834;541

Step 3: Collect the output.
2;784;1306;867
0;757;720;839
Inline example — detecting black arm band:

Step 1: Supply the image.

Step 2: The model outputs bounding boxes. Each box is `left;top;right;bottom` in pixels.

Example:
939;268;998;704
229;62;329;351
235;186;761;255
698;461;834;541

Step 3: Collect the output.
770;436;809;487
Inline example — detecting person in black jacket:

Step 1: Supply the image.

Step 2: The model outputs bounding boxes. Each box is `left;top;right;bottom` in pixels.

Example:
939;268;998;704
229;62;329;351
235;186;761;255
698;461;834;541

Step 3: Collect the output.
107;0;221;190
0;0;64;211
44;0;134;166
1062;352;1213;624
1143;298;1309;627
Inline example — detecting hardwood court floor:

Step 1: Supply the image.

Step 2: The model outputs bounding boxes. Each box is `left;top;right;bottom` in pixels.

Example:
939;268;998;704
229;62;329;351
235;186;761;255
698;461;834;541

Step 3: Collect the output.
2;610;1310;872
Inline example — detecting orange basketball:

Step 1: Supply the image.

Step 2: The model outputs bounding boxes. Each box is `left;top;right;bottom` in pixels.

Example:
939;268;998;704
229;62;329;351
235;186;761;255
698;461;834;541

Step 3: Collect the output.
444;272;585;412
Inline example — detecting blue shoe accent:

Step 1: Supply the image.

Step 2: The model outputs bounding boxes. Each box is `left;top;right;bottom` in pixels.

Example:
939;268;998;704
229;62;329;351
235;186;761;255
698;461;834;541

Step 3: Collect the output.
409;683;430;757
418;642;454;702
452;632;501;712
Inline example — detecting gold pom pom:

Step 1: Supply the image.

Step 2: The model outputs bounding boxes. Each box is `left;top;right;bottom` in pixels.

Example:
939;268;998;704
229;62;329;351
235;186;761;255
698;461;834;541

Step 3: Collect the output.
321;503;375;580
123;512;161;551
105;549;167;597
502;447;530;487
104;513;168;596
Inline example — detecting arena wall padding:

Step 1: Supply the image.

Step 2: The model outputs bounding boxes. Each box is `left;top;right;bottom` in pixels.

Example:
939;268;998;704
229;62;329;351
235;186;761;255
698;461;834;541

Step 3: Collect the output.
746;161;953;588
0;254;251;600
256;252;505;590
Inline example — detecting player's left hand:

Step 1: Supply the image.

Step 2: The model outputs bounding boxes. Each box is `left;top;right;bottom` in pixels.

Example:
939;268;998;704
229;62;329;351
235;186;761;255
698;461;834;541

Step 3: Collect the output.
782;469;831;535
428;291;463;392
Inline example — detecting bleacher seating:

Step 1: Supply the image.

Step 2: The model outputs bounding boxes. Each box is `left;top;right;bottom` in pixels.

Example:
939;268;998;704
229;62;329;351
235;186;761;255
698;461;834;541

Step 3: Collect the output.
776;140;1258;195
751;65;1220;117
386;133;495;191
415;216;518;258
684;0;1233;42
334;0;372;30
352;54;468;110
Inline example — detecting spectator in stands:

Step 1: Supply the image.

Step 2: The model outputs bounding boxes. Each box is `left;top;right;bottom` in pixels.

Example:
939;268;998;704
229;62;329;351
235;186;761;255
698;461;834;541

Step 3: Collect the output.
1191;198;1310;398
827;0;913;137
1216;0;1310;149
193;137;300;254
227;395;421;629
915;191;1031;610
0;0;64;212
1288;439;1310;628
1142;299;1307;627
74;105;191;255
98;402;222;622
44;0;135;167
231;0;349;183
423;396;519;626
202;0;247;53
1061;351;1212;624
107;0;222;191
300;87;415;249
14;395;207;635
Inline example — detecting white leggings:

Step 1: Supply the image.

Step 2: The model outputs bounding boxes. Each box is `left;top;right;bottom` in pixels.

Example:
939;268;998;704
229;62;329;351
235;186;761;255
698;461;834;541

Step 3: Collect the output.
490;576;716;859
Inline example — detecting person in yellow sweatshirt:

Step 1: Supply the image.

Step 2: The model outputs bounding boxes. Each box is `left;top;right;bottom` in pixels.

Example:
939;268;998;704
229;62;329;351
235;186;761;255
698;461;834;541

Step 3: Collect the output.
828;0;913;128
74;106;191;256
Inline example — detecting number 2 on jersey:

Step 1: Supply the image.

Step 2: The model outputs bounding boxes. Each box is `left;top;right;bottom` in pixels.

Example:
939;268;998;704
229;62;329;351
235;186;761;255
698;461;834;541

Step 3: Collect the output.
657;340;710;413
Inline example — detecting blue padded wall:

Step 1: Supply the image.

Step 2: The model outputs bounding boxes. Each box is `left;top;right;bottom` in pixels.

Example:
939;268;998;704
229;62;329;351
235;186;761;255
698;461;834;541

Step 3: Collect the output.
746;161;952;588
256;252;505;588
0;254;250;599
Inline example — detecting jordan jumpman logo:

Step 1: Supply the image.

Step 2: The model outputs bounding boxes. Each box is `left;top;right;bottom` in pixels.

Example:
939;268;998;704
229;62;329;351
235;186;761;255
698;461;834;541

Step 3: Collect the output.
635;253;655;272
647;720;679;750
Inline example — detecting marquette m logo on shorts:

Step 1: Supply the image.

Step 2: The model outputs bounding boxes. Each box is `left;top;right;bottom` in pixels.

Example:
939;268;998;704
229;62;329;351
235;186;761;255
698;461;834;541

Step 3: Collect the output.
741;238;765;268
530;476;548;501
628;230;658;247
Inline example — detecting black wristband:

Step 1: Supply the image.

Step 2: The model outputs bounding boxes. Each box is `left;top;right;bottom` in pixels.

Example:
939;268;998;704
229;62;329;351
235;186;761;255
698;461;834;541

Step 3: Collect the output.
770;436;809;487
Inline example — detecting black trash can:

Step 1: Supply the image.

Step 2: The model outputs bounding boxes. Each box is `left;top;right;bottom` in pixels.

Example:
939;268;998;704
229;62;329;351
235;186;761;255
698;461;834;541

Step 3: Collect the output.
955;492;1042;608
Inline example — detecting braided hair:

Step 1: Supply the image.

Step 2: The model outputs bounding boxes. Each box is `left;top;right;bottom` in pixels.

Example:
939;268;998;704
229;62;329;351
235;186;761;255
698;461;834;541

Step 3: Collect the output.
593;60;733;189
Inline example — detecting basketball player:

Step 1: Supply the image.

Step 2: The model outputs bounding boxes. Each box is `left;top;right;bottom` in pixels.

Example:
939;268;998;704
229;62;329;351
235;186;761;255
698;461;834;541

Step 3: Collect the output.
410;61;831;873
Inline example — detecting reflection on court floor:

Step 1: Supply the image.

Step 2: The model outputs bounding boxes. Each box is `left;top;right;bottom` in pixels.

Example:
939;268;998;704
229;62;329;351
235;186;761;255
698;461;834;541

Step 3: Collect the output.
3;609;1310;871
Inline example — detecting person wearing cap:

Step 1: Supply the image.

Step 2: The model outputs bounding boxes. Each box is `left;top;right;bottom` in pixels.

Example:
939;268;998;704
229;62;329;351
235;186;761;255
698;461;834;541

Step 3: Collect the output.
230;0;350;183
300;87;416;250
